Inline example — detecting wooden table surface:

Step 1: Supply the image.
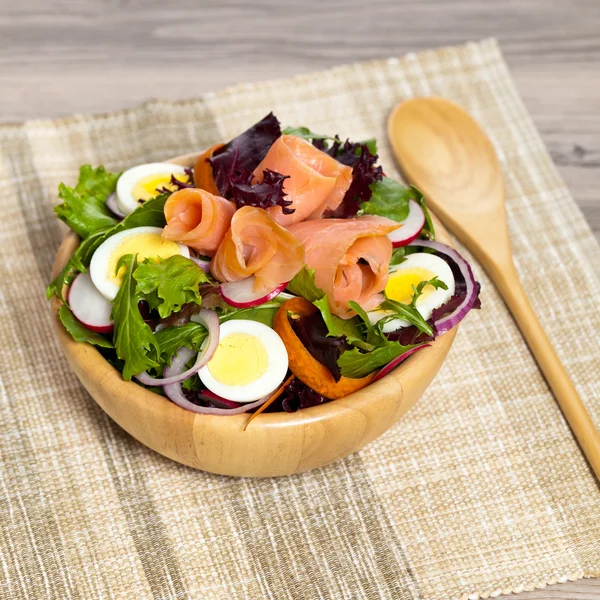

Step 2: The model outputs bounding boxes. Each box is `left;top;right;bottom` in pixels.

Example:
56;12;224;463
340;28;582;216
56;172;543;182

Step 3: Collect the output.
1;1;599;597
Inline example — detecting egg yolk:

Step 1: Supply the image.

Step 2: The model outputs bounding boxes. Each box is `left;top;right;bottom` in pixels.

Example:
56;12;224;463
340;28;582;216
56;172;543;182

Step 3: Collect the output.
108;233;182;283
386;267;437;304
208;333;269;386
132;173;180;201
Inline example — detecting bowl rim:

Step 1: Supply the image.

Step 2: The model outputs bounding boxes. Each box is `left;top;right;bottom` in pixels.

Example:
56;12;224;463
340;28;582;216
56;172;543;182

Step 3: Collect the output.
50;151;457;432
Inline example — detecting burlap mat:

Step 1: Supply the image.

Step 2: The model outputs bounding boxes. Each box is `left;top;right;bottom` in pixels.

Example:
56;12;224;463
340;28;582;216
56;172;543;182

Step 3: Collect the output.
1;38;599;600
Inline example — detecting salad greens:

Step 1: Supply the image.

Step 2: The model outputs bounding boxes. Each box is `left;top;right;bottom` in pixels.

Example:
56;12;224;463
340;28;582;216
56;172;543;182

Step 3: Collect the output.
220;302;281;327
54;165;120;238
154;322;207;367
286;267;324;303
112;254;161;380
47;192;170;301
380;277;448;338
337;341;415;379
414;187;436;239
58;305;114;348
360;178;413;222
282;125;378;157
313;297;372;351
134;255;208;319
49;112;480;414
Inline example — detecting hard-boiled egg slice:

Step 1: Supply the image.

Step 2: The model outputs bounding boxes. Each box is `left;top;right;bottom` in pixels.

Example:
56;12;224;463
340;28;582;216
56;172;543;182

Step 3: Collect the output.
90;226;189;300
368;253;455;333
116;163;188;215
198;320;289;403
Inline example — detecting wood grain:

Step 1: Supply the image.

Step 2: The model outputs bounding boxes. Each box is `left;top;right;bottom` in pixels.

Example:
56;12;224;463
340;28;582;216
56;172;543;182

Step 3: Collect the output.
3;0;599;596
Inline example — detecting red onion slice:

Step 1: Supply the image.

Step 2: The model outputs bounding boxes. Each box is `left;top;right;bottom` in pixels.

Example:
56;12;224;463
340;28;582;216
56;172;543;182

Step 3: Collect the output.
106;193;125;219
135;309;220;386
162;347;270;415
408;239;478;335
188;256;212;273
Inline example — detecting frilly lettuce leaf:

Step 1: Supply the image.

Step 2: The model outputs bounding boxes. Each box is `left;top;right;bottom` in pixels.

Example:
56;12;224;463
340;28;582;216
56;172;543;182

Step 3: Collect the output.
112;254;160;381
54;165;120;238
47;193;170;301
134;255;208;319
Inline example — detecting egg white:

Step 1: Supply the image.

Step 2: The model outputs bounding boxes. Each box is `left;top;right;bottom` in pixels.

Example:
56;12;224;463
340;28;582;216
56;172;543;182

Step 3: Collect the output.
369;253;455;333
198;320;289;403
116;162;187;215
89;226;190;300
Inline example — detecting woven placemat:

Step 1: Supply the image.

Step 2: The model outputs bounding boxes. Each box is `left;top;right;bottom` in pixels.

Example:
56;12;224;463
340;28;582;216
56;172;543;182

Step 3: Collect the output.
1;38;599;600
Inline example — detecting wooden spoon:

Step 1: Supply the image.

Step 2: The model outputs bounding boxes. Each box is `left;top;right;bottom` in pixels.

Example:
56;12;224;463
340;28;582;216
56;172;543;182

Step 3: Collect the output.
388;97;600;478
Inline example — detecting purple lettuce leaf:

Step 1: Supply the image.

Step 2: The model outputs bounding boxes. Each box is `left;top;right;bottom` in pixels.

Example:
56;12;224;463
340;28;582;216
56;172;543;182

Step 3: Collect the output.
290;311;348;382
157;168;194;195
313;135;366;167
229;169;294;214
327;145;383;218
265;377;330;413
210;112;281;197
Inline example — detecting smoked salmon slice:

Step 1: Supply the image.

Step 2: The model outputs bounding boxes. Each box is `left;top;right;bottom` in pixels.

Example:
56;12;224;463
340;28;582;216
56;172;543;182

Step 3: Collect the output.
288;216;400;318
211;206;304;293
162;188;236;256
253;135;353;226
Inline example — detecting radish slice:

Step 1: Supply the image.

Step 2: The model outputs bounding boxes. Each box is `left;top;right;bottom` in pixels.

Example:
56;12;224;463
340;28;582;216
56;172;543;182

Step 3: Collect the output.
373;344;430;382
135;309;220;386
220;277;288;308
189;256;211;273
68;272;114;333
387;199;425;247
276;291;296;301
163;347;270;416
105;193;125;219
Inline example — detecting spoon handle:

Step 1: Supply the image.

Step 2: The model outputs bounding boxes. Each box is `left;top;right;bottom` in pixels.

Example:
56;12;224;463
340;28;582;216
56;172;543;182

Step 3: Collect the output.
491;261;600;477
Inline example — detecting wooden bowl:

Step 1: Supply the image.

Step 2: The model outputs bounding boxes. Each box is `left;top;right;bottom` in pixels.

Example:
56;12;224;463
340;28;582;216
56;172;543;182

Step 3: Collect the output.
50;153;457;477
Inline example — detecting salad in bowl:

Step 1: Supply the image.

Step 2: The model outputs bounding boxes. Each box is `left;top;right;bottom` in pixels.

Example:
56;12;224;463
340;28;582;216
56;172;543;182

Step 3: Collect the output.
48;112;480;472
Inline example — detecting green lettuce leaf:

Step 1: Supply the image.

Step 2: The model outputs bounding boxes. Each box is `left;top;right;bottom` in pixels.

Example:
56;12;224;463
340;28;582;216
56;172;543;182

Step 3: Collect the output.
58;304;114;348
282;126;377;155
54;165;120;238
112;254;160;381
181;375;203;392
347;300;388;347
380;276;448;337
360;177;412;222
46;193;170;301
134;255;208;319
338;341;415;379
154;322;207;367
286;267;325;302
313;297;372;350
412;187;435;240
219;302;281;327
390;247;407;266
282;126;334;141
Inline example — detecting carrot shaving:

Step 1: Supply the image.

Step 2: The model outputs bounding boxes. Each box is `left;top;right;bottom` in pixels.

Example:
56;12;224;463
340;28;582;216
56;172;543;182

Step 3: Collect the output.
273;298;375;399
194;143;224;196
243;374;295;430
